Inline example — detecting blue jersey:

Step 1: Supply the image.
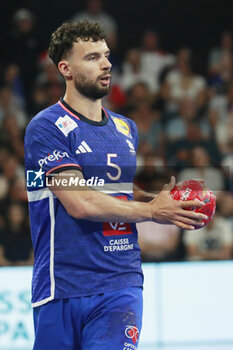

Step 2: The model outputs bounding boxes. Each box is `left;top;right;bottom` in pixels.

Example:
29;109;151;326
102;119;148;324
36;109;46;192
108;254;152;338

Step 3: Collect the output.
24;98;143;307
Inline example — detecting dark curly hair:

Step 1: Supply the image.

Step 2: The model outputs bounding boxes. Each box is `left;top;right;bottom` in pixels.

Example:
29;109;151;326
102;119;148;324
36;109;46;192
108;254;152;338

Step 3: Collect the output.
48;19;107;67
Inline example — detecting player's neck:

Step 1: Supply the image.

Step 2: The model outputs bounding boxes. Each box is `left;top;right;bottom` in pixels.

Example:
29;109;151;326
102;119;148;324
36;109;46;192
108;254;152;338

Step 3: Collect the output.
63;88;102;122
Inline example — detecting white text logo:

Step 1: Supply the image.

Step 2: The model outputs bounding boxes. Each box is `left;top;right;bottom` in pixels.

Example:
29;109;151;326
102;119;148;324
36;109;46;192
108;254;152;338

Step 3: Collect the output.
47;175;104;187
38;150;70;167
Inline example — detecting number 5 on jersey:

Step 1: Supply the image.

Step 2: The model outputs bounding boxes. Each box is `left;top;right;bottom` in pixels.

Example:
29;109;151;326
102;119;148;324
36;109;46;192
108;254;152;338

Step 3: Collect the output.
107;153;121;181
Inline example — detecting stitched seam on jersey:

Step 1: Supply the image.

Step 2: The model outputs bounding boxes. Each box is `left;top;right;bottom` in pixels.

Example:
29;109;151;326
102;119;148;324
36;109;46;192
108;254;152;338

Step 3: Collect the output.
46;163;82;175
58;100;80;120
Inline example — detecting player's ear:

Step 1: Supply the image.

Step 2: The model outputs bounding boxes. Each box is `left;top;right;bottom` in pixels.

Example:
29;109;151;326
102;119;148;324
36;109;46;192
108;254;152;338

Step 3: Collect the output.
58;60;72;80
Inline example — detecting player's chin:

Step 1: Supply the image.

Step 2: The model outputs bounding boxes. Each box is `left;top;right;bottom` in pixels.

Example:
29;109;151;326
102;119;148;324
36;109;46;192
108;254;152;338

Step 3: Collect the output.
98;85;111;95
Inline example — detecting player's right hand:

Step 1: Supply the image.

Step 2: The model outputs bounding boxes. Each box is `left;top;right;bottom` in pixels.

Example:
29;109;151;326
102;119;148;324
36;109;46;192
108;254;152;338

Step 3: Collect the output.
149;176;208;230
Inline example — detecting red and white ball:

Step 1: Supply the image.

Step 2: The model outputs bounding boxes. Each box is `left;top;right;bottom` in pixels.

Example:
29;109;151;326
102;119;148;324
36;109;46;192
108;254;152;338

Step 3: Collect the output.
170;179;216;229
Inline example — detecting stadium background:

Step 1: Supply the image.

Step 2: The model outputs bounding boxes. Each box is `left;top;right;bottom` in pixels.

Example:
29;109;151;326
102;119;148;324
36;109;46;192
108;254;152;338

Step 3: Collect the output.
1;0;233;349
2;0;233;56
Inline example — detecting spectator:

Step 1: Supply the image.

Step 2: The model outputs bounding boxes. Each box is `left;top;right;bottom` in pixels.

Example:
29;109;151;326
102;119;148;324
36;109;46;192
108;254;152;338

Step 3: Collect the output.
162;48;207;112
0;203;33;266
218;191;233;212
135;153;167;191
0;175;9;204
217;192;233;226
1;9;43;107
29;55;66;113
140;30;175;93
137;221;180;262
9;177;28;203
219;139;233;191
183;212;233;261
166;122;221;170
165;98;210;142
120;48;148;92
0;86;27;128
215;108;233;154
127;82;154;109
221;139;233;174
209;80;233;125
1;154;24;183
2;64;24;105
72;0;118;49
177;146;224;192
30;81;50;115
133;102;162;154
36;53;64;87
0;114;25;161
208;31;233;91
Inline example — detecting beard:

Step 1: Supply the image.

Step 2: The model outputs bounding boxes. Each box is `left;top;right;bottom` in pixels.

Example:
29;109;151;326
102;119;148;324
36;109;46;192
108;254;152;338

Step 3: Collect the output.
74;72;110;100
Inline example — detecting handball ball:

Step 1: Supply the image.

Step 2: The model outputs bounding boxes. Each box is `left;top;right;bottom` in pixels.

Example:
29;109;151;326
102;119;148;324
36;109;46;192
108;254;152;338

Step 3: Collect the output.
170;179;216;229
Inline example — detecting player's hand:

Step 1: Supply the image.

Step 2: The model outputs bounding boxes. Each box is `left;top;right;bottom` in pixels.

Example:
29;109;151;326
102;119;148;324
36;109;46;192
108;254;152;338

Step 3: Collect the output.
149;176;208;230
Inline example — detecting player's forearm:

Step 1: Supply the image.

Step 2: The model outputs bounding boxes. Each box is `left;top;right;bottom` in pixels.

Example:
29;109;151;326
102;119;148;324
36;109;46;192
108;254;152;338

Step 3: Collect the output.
51;172;209;230
49;171;153;222
54;188;153;223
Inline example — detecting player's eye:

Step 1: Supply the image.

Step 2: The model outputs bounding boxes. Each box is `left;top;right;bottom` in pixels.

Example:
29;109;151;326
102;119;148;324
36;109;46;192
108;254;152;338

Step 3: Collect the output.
88;56;97;61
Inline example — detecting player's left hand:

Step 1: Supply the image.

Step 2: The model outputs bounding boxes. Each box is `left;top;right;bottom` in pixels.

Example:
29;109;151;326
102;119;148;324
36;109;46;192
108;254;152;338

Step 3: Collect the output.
149;176;208;230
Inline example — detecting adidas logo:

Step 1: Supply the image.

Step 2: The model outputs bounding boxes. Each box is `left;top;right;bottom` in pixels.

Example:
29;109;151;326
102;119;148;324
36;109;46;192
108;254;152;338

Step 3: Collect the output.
76;141;92;154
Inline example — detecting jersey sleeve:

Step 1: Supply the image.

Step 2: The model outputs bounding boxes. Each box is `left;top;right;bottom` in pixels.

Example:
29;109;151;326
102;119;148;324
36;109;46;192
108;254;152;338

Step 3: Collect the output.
24;118;82;177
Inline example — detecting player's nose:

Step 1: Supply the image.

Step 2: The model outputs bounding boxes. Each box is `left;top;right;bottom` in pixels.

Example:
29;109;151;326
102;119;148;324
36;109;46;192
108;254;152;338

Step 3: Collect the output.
100;56;112;70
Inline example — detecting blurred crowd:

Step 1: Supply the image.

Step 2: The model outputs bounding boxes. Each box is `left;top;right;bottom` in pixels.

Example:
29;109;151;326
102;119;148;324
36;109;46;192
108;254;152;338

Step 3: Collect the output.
1;0;233;265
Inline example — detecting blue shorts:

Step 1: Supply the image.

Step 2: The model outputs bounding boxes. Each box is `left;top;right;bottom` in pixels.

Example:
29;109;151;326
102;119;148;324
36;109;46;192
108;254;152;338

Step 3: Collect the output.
33;287;143;350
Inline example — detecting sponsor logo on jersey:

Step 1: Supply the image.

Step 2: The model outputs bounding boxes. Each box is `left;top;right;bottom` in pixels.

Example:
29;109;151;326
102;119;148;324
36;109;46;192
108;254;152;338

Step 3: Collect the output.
26;169;45;188
38;150;70;167
112;117;131;137
103;222;132;236
76;141;92;154
125;325;139;344
126;140;135;154
55;115;78;136
103;195;132;240
103;237;134;252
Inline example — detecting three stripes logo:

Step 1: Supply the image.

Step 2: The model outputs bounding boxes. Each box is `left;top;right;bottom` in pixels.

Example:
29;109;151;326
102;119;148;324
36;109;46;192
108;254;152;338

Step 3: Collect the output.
76;141;92;154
